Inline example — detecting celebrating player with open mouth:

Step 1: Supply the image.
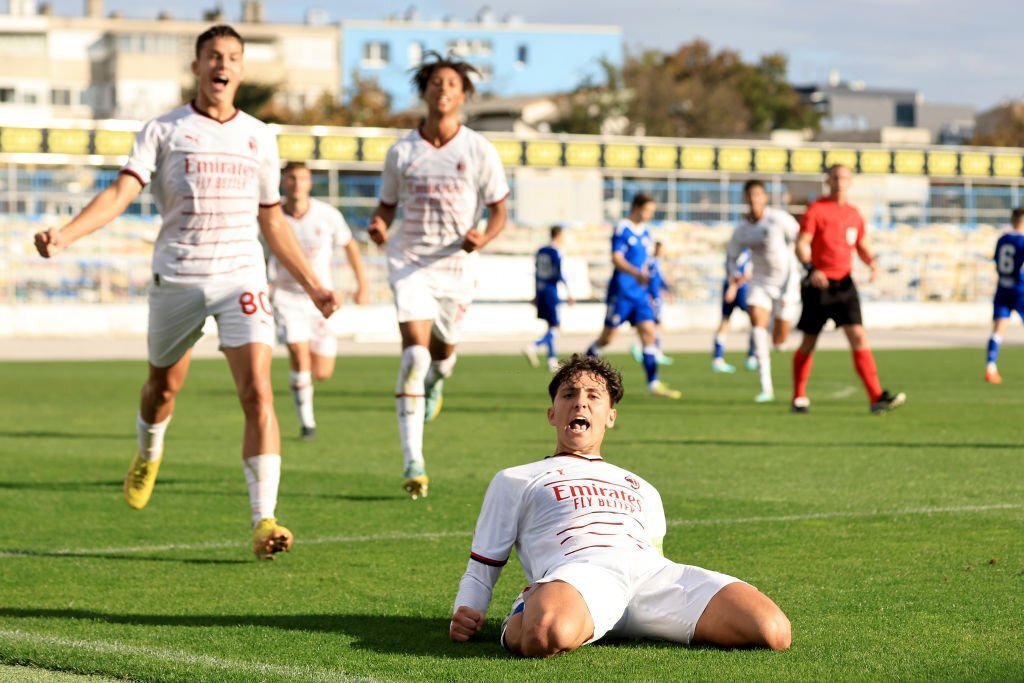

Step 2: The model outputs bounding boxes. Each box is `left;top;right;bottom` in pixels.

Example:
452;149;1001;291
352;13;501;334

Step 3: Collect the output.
368;51;510;499
450;354;791;657
34;25;338;559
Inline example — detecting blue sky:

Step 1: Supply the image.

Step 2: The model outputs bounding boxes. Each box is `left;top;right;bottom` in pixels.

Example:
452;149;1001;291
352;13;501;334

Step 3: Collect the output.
43;0;1022;110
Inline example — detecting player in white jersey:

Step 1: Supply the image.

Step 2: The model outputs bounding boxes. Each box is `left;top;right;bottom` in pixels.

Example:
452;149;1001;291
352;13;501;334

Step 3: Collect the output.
449;354;791;657
269;161;368;441
368;52;509;499
33;26;338;560
725;180;802;402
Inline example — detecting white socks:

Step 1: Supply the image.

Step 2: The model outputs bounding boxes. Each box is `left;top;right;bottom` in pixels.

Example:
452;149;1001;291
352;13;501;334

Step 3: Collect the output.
289;370;315;429
243;454;281;527
136;414;171;462
426;352;457;389
752;326;773;395
396;345;431;469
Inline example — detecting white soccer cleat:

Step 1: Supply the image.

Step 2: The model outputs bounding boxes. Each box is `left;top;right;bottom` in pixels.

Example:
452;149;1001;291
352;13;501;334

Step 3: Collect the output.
755;391;775;403
711;359;736;374
745;355;759;371
547;357;560;373
521;344;540;368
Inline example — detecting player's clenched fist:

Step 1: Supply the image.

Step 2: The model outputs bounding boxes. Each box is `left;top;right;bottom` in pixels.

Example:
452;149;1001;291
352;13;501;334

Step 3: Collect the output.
461;228;485;253
449;605;485;642
367;216;389;246
310;288;341;318
34;228;64;258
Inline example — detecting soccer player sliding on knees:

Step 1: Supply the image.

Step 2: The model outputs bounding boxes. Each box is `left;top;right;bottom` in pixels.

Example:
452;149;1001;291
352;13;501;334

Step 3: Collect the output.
450;354;791;657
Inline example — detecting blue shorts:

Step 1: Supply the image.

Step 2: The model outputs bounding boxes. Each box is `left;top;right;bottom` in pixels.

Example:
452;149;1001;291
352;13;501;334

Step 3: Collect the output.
604;294;656;328
536;289;561;326
993;287;1024;320
721;281;749;318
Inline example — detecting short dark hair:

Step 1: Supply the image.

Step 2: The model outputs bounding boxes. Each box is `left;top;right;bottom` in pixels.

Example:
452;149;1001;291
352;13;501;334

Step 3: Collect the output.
195;25;244;59
411;51;479;98
548;354;624;406
1012;208;1024;228
743;179;766;194
550;225;564;240
630;193;655;211
282;161;309;174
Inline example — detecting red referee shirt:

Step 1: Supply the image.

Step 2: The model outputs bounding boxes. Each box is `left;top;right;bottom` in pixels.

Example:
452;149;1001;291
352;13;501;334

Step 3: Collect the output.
800;197;865;280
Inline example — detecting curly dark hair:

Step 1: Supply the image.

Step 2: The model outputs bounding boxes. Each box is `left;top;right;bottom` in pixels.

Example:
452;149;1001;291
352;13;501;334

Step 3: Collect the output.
195;25;244;58
410;51;479;98
547;354;624;406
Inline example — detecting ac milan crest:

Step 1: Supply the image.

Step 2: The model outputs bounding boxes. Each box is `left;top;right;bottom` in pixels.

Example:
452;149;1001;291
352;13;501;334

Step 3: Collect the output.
625;475;640;490
248;137;258;155
456;159;466;173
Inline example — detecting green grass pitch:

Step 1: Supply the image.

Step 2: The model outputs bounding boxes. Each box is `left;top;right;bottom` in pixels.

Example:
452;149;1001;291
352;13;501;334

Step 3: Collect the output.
0;347;1021;681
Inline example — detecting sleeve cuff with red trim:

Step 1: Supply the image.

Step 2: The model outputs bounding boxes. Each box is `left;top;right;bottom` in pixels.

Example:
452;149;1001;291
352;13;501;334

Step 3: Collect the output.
470;552;508;567
486;191;510;208
119;168;147;188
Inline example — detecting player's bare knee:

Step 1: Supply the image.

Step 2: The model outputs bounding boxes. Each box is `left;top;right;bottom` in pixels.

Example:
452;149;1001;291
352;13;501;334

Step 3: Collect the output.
237;378;274;416
759;610;792;651
519;615;583;658
312;369;331;383
143;378;179;407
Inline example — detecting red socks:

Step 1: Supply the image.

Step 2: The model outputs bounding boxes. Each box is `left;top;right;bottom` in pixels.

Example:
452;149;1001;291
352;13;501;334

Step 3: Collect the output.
792;348;813;399
852;348;883;403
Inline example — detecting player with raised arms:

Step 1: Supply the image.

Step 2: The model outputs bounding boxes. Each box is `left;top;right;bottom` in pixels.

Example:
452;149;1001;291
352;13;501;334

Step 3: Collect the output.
585;194;681;399
449;354;791;657
984;207;1024;383
33;25;338;559
269;161;369;440
725;179;802;402
792;164;904;415
368;51;510;499
524;225;574;373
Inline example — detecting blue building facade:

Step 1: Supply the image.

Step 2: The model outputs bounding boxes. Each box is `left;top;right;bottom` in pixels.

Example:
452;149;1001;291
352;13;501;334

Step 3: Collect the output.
339;17;622;111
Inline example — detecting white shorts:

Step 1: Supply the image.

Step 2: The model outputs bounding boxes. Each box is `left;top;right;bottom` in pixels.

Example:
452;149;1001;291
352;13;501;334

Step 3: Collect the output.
271;288;337;357
388;254;476;345
534;555;741;645
147;275;275;368
746;277;801;324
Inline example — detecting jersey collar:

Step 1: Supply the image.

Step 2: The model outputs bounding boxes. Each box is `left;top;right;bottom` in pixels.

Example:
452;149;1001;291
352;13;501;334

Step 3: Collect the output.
548;452;604;462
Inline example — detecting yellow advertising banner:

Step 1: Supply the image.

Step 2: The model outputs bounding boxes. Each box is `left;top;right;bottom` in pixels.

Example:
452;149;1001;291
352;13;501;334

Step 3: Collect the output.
892;151;925;175
927;151;958;176
277;134;315;161
361;136;397;163
681;146;715;171
490;139;523;166
960;152;991;177
992;154;1023;178
1;127;44;153
790;148;823;174
604;143;640;169
861;150;893;174
753;148;788;173
525;140;562;166
718;147;751;172
564;142;600;167
93;129;135;156
824;149;857;169
642;144;678;170
47;128;90;155
319;135;358;161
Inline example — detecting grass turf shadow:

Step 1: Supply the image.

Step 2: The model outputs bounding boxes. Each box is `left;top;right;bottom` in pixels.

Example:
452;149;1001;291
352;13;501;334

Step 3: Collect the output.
0;608;506;658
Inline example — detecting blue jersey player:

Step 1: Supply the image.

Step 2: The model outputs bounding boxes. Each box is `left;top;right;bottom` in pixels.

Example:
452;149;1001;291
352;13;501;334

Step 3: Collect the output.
711;248;757;373
586;194;681;399
632;240;674;366
986;208;1024;384
524;226;573;372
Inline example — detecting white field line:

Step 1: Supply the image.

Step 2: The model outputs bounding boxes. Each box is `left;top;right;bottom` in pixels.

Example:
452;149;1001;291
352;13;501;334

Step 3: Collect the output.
828;385;858;399
0;629;387;683
0;503;1020;560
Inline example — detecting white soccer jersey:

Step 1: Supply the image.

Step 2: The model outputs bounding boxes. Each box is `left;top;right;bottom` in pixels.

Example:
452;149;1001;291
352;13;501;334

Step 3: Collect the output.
269;198;352;293
455;453;666;613
121;103;281;283
726;207;800;289
379;126;509;266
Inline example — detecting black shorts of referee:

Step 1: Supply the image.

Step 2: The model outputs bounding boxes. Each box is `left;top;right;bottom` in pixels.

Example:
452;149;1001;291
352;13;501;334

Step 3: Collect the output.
797;275;862;334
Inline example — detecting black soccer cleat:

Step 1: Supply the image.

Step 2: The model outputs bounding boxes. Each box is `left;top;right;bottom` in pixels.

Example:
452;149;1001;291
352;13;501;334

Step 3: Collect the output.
870;390;906;415
790;396;810;414
299;426;317;441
